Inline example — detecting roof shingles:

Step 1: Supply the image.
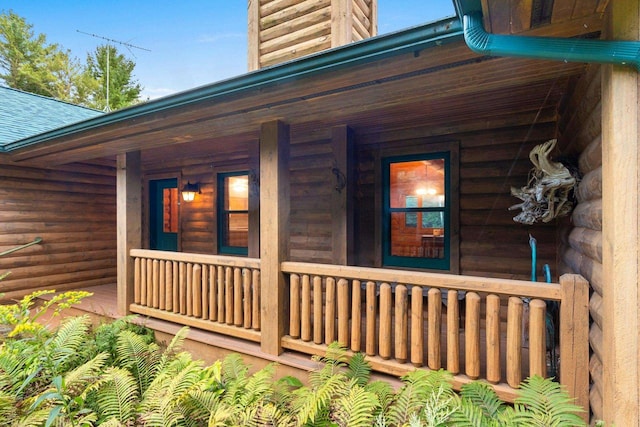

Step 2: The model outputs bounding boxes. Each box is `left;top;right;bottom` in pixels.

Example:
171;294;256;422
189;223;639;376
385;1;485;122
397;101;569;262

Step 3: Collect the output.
0;86;102;149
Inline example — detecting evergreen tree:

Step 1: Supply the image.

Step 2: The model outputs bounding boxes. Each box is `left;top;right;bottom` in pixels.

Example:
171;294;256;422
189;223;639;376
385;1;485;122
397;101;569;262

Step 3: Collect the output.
0;10;143;111
0;10;60;96
85;44;142;111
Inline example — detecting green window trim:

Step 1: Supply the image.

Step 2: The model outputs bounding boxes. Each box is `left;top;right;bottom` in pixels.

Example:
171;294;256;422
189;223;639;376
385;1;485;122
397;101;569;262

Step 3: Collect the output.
382;152;451;270
217;171;249;256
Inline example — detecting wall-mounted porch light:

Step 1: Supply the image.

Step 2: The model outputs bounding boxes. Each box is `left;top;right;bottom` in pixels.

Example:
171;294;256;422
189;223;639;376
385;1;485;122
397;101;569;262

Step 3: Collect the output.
181;181;200;202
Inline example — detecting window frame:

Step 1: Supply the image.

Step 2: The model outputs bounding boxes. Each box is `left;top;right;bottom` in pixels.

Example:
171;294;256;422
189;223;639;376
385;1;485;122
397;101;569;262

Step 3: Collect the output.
375;140;459;274
382;152;451;270
217;170;249;256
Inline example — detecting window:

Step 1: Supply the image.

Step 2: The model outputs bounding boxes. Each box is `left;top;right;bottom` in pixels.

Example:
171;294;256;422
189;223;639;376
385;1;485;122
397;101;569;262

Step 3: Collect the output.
217;172;249;255
383;153;450;270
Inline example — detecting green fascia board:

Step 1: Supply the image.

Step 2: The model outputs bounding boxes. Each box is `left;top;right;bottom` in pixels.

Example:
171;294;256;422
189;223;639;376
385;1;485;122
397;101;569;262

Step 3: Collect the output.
4;16;462;153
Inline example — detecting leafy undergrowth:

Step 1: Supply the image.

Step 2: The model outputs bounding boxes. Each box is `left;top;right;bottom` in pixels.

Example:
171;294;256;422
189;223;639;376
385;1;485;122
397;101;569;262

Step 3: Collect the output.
0;291;587;426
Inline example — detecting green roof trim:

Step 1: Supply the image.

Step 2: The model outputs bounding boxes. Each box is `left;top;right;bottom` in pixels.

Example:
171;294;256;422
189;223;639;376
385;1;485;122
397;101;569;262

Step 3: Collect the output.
454;0;640;70
0;86;102;151
3;16;462;153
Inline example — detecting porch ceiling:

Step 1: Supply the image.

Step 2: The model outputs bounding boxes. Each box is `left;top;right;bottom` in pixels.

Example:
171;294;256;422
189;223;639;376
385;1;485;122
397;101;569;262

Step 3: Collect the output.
8;5;602;167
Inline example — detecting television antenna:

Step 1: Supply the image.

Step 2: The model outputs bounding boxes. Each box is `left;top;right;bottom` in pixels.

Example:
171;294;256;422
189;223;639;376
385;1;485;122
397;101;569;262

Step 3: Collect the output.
77;30;151;112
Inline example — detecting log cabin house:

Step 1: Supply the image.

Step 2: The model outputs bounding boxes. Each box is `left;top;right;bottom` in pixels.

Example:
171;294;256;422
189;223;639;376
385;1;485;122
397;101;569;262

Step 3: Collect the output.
1;0;639;424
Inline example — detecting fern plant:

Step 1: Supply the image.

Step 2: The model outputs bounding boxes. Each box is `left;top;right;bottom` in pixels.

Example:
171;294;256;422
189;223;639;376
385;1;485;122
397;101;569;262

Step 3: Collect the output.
511;375;586;426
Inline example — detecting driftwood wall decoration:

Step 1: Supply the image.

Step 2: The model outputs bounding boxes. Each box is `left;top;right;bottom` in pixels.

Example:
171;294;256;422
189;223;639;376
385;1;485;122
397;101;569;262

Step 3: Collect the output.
509;139;578;225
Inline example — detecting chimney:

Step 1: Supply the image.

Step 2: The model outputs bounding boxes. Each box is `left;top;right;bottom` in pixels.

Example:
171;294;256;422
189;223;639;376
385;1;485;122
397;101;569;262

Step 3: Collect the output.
248;0;378;71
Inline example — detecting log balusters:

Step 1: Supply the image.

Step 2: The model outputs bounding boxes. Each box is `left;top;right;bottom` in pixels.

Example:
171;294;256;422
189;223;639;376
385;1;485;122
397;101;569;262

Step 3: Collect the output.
280;262;586;405
131;250;261;342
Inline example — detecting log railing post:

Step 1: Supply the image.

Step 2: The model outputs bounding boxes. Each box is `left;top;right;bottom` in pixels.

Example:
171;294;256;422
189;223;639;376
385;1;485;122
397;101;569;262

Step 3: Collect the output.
117;151;141;316
260;120;290;355
559;273;589;421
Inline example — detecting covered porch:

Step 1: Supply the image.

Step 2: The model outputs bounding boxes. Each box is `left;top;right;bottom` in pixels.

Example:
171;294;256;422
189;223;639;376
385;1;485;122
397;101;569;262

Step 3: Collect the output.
10;1;640;423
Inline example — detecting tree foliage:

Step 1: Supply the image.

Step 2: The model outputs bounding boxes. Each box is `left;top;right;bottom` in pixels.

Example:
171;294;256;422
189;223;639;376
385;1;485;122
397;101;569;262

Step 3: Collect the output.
84;44;142;111
0;9;143;110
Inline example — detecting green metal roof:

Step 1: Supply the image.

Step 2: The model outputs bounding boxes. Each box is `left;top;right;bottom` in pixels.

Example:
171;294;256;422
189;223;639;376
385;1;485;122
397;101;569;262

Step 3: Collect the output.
0;86;103;151
2;16;462;154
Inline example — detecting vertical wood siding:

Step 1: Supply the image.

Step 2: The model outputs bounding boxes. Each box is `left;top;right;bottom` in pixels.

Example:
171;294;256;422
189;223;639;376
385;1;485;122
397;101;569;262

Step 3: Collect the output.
558;65;603;423
0;158;116;300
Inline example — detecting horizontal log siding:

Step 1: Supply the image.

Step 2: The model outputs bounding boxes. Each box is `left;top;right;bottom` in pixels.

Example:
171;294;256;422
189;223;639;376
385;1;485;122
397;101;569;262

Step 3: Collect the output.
0;158;116;300
251;0;375;69
354;122;559;280
141;139;254;256
289;135;335;263
258;0;332;68
557;65;602;422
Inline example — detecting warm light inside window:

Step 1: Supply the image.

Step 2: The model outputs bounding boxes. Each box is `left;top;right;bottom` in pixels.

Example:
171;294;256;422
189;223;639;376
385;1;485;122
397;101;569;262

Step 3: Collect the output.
389;158;446;259
219;173;249;253
228;176;249;208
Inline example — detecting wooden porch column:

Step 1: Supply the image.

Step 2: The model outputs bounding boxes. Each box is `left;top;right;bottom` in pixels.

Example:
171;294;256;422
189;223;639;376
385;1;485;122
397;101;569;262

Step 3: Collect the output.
331;125;354;265
116;151;142;316
601;1;640;424
260;120;290;355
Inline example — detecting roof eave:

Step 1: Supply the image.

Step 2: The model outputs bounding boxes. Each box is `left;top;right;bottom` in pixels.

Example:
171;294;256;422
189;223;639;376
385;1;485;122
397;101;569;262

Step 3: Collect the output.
5;16;462;153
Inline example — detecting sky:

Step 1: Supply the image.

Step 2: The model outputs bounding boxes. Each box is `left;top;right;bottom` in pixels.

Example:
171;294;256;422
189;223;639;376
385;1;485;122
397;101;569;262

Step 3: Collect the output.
2;1;456;100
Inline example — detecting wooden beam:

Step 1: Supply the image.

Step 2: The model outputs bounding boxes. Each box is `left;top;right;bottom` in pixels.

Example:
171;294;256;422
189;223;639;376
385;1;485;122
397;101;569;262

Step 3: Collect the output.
331;0;353;47
259;120;290;355
369;0;377;36
117;151;142;315
248;0;260;71
331;125;354;265
601;0;640;424
558;274;590;421
249;140;261;258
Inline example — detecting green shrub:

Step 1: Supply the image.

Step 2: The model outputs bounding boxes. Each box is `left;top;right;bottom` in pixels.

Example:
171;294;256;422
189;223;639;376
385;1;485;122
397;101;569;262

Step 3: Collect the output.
0;291;587;426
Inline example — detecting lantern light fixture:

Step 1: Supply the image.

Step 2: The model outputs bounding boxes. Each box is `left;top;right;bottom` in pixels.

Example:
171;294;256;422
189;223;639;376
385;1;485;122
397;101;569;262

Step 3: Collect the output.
181;181;200;202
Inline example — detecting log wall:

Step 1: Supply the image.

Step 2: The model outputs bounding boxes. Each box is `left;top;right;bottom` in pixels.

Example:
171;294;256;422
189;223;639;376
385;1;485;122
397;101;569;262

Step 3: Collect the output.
557;64;603;422
141;137;256;255
0;157;117;300
354;122;560;280
145;116;562;280
248;0;377;70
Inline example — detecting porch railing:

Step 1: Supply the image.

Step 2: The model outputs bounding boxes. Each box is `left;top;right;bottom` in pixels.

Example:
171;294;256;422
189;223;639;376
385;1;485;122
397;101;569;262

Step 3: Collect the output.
281;262;589;406
129;249;261;342
128;250;588;410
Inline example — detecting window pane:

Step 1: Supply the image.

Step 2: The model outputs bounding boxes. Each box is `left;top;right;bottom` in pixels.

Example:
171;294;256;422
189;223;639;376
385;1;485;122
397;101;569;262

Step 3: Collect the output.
222;213;248;247
421;229;446;259
163;188;178;233
390;212;445;259
422;211;444;228
390;159;445;209
225;175;248;211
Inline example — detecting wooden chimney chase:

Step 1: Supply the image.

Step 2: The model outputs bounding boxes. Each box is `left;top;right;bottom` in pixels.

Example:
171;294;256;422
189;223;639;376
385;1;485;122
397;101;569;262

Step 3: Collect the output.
248;0;378;70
